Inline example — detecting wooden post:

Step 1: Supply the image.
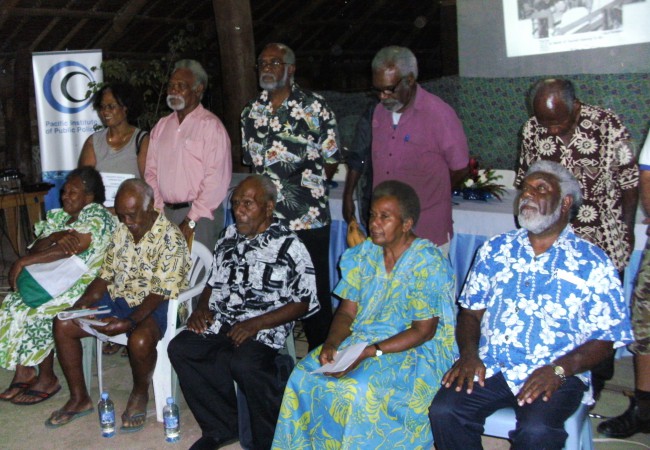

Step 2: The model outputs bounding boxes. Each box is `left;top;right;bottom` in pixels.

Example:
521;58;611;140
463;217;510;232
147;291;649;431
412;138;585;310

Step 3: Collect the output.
212;0;257;173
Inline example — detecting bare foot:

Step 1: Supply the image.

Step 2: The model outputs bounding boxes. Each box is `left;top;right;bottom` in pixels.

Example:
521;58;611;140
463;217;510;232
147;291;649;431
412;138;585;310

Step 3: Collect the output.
0;367;37;401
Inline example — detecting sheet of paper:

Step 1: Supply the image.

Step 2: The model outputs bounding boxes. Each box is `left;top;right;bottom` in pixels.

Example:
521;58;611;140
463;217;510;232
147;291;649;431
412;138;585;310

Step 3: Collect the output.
57;306;111;320
311;342;368;374
78;320;110;341
100;172;136;207
77;318;108;327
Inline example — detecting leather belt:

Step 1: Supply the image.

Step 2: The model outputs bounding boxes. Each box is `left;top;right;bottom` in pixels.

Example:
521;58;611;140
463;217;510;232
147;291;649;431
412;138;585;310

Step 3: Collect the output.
164;201;191;210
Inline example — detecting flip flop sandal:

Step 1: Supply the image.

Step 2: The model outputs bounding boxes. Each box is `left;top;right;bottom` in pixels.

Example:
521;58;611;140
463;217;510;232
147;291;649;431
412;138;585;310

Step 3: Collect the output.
45;407;94;428
119;412;146;433
12;385;62;406
0;382;32;401
102;342;121;355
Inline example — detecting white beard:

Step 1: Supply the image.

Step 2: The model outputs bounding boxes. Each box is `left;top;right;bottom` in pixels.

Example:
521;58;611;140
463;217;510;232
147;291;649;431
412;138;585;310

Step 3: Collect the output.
259;66;289;91
518;198;562;234
166;95;186;111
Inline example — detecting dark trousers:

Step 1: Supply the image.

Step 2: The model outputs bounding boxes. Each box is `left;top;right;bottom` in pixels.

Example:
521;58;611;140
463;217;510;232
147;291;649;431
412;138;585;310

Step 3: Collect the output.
296;225;333;350
429;372;586;450
168;329;282;450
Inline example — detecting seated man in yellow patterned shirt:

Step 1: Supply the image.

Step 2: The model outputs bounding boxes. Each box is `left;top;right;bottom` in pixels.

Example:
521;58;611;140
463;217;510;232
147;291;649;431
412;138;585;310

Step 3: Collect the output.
48;179;191;432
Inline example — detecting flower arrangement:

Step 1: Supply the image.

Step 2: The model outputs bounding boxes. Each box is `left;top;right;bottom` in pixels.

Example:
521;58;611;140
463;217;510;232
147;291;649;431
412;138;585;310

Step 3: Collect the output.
453;157;506;201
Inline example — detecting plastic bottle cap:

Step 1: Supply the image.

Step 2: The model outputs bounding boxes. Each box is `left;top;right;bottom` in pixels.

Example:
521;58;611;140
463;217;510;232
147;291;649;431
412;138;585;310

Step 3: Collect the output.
166;397;174;404
101;392;109;400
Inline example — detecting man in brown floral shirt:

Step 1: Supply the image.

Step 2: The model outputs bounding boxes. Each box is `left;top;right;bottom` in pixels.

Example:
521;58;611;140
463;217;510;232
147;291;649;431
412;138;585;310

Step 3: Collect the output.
515;78;638;400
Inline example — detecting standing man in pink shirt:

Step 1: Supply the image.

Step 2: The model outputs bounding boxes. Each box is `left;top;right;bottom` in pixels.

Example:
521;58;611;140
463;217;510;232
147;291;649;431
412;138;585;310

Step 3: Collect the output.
145;59;232;250
343;46;469;254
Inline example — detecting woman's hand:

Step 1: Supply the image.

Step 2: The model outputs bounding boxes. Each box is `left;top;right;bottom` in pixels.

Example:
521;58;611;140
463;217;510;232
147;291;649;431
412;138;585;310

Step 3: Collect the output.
8;259;26;290
319;342;339;366
325;345;374;378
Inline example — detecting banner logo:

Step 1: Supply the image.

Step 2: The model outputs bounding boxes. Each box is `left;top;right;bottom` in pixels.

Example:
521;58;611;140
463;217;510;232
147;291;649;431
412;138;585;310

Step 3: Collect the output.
43;61;95;114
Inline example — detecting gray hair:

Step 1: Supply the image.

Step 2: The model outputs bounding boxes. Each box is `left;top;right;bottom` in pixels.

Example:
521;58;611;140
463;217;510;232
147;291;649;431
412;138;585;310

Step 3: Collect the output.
529;78;576;115
372;180;420;226
240;174;277;204
525;160;583;219
371;46;419;80
174;59;208;91
117;178;154;211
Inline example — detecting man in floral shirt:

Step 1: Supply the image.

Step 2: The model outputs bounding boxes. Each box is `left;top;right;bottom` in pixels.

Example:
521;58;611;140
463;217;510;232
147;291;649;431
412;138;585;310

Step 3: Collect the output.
515;78;638;274
241;43;341;350
430;161;632;449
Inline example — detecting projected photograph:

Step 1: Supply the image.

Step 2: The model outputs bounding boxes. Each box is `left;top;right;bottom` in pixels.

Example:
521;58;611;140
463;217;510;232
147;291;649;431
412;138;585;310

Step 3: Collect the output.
504;0;650;57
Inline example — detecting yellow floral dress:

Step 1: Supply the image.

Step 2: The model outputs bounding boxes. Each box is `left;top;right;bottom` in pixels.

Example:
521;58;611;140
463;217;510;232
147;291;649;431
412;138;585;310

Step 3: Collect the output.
272;238;458;449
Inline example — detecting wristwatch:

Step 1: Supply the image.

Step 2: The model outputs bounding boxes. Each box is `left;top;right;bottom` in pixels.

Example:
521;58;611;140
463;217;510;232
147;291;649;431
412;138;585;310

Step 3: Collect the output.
551;364;566;385
373;343;383;357
187;219;196;229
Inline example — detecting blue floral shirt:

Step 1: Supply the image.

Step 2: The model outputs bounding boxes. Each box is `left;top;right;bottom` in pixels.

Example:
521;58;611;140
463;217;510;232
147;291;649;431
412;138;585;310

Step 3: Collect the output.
460;226;633;394
241;84;341;230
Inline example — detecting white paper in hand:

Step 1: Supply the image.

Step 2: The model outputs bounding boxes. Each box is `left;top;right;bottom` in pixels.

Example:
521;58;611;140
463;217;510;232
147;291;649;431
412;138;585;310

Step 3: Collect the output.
311;342;368;374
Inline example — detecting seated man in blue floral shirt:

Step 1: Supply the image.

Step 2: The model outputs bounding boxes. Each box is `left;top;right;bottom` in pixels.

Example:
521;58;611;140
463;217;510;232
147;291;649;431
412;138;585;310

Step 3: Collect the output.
168;175;319;450
429;160;632;449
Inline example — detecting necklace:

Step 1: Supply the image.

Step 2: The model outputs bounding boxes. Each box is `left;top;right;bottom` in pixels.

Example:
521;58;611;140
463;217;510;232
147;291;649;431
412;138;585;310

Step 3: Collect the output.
107;127;134;149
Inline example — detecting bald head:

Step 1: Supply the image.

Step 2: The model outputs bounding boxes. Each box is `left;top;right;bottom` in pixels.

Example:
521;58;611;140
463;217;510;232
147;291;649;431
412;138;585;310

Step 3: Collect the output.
115;179;157;242
530;78;580;139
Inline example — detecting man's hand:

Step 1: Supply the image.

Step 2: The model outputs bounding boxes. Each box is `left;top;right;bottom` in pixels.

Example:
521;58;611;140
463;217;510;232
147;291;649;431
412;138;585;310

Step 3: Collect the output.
88;316;133;337
441;354;486;393
187;307;214;334
227;317;263;347
516;365;563;406
343;193;356;224
179;218;195;244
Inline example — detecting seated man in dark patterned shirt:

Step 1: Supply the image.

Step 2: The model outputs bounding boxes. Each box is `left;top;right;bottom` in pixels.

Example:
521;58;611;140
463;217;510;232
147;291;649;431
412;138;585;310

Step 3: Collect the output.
168;175;319;450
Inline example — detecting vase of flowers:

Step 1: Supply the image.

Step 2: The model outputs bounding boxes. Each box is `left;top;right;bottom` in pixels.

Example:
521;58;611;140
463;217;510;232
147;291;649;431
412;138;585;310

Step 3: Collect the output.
453;157;506;201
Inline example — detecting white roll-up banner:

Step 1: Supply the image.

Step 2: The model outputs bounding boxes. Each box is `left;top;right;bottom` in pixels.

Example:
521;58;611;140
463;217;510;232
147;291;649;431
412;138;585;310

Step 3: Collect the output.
32;50;103;210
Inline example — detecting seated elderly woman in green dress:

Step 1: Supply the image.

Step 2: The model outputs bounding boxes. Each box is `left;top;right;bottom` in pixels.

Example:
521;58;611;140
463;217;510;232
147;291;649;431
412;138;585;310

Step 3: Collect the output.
0;167;115;404
272;180;458;449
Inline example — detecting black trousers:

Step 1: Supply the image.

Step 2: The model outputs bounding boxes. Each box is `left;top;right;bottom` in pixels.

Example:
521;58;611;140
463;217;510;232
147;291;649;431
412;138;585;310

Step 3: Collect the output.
429;372;586;450
296;225;333;350
168;329;282;450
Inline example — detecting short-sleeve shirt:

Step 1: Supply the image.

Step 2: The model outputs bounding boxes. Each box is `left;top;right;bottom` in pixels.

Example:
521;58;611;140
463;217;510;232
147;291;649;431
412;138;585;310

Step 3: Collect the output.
241;84;341;230
516;103;639;271
639;134;650;171
460;226;633;394
99;212;191;307
205;221;319;350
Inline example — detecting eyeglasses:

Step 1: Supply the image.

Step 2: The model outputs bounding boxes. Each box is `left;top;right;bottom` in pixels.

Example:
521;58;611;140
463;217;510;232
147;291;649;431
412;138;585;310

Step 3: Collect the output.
98;103;122;112
256;59;288;70
372;77;406;96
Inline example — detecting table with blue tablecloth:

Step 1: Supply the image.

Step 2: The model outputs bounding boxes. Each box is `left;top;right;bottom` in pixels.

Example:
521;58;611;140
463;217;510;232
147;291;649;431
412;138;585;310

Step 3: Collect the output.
450;189;646;304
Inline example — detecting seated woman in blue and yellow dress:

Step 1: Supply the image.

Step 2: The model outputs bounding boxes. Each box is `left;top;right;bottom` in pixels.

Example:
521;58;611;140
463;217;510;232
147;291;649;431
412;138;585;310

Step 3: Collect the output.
272;180;458;449
0;167;116;404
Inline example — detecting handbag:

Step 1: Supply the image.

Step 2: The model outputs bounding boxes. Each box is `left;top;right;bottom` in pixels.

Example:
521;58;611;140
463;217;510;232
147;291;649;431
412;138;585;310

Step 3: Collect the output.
17;255;89;308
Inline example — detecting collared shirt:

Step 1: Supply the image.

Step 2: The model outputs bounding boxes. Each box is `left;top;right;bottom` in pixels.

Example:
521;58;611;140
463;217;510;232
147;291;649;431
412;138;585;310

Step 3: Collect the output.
460;226;633;394
516;103;639;271
145;104;232;222
241;84;341;230
372;84;469;246
99;212;191;307
205;221;319;350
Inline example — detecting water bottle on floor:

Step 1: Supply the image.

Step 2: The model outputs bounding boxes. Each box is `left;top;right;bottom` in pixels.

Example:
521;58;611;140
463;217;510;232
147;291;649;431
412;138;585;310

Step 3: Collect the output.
98;391;115;438
163;397;180;443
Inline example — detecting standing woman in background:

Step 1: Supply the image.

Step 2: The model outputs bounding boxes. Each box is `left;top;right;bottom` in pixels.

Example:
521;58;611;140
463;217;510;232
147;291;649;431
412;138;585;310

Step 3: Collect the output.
78;82;149;178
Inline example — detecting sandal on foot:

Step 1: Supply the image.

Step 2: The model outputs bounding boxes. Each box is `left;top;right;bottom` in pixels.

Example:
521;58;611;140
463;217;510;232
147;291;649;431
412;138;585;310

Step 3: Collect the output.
45;407;94;428
12;385;61;405
0;382;32;401
120;412;146;433
102;342;121;356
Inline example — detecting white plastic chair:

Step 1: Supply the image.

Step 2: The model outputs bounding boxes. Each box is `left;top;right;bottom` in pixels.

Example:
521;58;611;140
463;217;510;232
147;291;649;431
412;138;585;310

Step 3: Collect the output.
86;241;213;422
483;402;593;450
